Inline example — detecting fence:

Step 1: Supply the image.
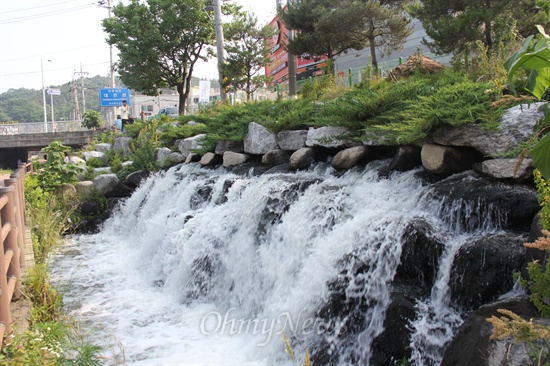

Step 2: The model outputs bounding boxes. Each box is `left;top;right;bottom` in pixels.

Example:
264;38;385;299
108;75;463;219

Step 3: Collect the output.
0;163;29;350
0;121;85;135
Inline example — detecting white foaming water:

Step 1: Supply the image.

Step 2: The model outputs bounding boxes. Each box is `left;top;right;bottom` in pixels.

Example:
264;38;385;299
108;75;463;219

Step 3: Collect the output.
48;162;498;365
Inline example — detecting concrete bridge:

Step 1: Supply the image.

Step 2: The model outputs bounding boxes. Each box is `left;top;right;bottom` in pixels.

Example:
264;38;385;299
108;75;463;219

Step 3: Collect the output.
0;121;106;168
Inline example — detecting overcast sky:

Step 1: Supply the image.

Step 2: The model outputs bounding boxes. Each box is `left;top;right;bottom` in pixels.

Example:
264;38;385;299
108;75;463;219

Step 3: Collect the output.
0;0;278;93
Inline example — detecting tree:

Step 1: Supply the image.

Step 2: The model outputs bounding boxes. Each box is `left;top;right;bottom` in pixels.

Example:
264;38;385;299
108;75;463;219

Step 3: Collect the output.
280;0;413;74
221;11;274;101
409;0;549;57
102;0;215;115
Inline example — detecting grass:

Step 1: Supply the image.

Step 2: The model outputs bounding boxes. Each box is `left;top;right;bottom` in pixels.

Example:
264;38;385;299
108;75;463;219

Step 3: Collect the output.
0;180;103;365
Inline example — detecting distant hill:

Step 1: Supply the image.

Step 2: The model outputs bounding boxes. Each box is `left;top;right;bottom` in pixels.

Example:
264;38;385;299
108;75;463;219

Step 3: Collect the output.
0;75;211;123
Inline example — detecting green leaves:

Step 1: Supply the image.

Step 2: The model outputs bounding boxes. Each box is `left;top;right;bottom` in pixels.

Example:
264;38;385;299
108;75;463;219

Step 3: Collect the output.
530;132;550;180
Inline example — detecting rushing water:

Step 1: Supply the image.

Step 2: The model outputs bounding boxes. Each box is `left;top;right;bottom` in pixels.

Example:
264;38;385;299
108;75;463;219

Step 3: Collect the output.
48;162;503;365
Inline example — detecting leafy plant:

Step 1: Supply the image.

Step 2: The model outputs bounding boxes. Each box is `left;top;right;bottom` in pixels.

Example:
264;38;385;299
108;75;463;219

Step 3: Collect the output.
81;110;103;130
34;140;80;192
130;121;160;171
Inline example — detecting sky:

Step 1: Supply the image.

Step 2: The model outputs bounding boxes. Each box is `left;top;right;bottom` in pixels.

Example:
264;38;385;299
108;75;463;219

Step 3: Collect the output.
0;0;279;93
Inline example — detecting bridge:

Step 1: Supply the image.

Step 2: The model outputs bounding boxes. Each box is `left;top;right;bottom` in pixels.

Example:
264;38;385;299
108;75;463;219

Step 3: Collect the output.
0;121;106;168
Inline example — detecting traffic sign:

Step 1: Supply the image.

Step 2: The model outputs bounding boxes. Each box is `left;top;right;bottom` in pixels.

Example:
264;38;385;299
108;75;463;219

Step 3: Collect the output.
47;88;61;95
99;88;131;107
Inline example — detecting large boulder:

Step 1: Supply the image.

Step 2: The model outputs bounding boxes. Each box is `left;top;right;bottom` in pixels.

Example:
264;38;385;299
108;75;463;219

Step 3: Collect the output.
421;143;480;175
200;152;222;166
474;158;534;182
276;130;308;151
223;151;250;167
441;297;541;366
93;174;132;198
306;126;359;149
330;146;369;170
244;122;278;154
82;151;107;164
125;170;150;189
113;137;131;158
156;147;173;167
168;152;185;165
390;55;445;79
75;181;94;195
450;233;527;310
94;143;112;153
178;134;206;158
429;171;539;231
289;147;316;170
432;103;546;156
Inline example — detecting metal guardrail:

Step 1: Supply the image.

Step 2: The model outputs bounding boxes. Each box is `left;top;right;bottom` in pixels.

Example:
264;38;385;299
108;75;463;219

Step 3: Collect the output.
0;121;86;135
0;163;29;350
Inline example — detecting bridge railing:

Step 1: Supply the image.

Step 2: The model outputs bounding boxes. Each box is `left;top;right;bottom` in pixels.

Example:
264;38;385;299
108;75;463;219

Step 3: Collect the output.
0;163;29;349
0;121;86;135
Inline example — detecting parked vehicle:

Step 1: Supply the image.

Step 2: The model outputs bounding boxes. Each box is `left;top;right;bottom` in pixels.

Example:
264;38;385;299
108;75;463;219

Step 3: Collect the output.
157;107;179;118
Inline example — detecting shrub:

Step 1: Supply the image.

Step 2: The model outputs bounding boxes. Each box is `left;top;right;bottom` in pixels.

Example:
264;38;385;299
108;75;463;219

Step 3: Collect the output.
81;110;102;130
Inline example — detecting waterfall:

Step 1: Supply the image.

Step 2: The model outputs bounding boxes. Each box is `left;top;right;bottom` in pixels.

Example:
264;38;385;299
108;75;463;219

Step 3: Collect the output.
48;162;507;365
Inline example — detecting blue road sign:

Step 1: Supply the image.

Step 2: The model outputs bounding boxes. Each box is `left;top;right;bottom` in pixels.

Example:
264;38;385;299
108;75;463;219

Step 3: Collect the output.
99;88;131;107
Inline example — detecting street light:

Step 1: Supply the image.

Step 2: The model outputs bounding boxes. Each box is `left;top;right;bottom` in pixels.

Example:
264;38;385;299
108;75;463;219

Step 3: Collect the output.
41;58;51;132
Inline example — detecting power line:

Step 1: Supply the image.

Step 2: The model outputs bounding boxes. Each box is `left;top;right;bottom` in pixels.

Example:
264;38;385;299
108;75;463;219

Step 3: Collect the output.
0;0;84;14
0;43;108;63
0;4;96;25
0;61;110;78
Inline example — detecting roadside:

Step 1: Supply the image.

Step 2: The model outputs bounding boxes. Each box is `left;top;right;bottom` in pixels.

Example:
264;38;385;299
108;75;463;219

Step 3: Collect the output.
7;226;34;337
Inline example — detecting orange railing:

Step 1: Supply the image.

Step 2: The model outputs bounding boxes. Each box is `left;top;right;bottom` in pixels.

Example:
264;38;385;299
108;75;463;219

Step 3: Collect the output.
0;163;29;349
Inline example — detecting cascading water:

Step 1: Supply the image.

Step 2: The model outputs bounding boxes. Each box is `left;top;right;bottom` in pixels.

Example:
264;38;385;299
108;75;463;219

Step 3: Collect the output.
48;161;508;365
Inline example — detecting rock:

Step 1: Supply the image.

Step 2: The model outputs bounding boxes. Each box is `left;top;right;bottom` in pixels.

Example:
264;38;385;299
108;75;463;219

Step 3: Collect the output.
156;147;173;167
262;150;290;166
289;148;316;170
330;146;369;170
125;170;150;189
69;156;86;165
306;126;358;148
82;151;107;163
432;103;546;156
474;158;534;182
388;145;422;171
93;174;132;198
276;130;308;151
223;151;250;167
168;152;185;164
441;297;541;366
395;219;445;293
185;153;201;163
59;183;76;197
94;143;112;152
264;163;292;175
244;122;278;154
229;161;270;176
121;161;133;168
390;55;445;80
75;181;94;195
178;134;206;158
421;143;480;175
430;171;539;231
215;140;244;155
200;152;222;166
113;137;131;158
450;233;527;310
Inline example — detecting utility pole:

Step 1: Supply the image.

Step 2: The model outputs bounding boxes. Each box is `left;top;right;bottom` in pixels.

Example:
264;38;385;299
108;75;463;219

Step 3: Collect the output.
213;0;227;102
74;63;89;114
72;75;80;121
287;0;297;98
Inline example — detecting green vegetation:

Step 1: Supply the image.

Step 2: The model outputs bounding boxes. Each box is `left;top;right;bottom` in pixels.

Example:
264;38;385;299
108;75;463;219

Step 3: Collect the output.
0;168;101;365
81;110;103;130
